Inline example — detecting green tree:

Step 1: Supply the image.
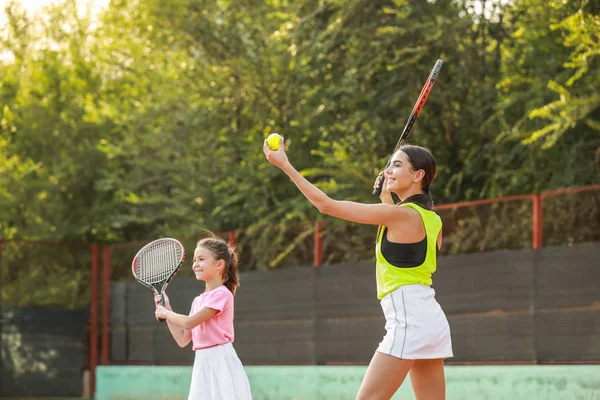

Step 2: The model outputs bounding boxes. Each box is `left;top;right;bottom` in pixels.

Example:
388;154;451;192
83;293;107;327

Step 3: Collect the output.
0;0;598;279
488;0;600;194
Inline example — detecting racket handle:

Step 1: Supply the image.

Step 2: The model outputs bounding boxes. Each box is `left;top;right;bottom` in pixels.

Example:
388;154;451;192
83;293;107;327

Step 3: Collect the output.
157;296;166;323
372;175;385;196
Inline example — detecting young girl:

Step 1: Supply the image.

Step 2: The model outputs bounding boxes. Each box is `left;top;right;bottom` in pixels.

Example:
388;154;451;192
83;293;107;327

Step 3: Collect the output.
264;138;452;400
154;236;252;400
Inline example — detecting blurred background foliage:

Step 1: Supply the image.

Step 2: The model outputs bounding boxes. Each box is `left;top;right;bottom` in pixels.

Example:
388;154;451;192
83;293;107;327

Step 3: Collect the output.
1;0;599;289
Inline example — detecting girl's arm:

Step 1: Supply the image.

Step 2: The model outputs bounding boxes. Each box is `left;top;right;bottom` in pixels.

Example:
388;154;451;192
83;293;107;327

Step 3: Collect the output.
154;293;192;348
156;306;217;331
166;320;192;348
265;140;410;226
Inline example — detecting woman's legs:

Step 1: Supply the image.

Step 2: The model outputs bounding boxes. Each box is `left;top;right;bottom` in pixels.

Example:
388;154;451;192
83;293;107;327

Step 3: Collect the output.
409;358;446;400
356;352;414;400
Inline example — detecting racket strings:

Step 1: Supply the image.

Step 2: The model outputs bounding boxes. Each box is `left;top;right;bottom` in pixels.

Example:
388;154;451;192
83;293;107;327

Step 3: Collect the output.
134;240;183;284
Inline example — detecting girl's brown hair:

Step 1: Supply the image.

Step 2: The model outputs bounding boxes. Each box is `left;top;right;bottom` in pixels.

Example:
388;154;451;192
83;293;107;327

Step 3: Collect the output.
196;235;240;295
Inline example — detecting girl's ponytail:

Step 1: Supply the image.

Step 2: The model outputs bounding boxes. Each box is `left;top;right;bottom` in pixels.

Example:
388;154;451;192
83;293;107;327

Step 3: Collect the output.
223;246;240;295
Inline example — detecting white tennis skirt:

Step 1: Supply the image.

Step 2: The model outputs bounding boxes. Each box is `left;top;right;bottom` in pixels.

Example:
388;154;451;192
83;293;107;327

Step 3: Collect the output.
188;342;252;400
377;284;453;360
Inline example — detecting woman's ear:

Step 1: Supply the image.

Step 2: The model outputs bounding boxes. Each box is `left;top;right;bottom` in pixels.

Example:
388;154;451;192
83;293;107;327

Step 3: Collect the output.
413;169;426;183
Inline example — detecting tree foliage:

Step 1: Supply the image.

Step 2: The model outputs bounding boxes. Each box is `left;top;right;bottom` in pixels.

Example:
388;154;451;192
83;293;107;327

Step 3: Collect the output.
0;0;598;301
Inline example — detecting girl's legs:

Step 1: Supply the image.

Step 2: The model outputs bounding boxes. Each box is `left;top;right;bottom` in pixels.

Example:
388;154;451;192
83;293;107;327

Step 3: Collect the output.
409;358;446;400
356;352;414;400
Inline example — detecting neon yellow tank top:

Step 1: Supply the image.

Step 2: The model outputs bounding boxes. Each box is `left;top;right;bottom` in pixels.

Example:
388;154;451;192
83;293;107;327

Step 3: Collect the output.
375;203;442;300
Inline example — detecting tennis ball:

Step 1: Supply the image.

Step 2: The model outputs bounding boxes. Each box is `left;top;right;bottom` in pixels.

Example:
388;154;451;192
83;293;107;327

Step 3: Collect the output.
266;133;282;151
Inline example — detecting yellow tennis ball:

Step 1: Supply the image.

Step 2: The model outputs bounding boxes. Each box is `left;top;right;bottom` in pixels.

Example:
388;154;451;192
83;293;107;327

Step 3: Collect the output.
266;133;282;151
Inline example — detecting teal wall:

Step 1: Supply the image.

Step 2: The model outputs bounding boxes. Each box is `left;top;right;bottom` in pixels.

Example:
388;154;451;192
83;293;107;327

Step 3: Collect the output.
96;365;600;400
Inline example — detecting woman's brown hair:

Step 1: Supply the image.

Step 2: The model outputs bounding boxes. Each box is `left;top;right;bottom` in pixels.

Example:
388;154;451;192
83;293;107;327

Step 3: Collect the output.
398;145;437;210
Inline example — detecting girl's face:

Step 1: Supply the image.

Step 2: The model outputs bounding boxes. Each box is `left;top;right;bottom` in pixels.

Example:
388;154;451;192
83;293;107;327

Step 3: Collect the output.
192;246;223;282
384;150;424;193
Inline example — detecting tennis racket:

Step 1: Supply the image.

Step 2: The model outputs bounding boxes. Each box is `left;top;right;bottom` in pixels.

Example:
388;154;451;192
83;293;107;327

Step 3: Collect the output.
132;238;185;322
373;59;443;196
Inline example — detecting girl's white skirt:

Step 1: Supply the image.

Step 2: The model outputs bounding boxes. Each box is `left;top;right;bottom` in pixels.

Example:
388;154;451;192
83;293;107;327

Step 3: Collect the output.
377;284;453;359
188;342;252;400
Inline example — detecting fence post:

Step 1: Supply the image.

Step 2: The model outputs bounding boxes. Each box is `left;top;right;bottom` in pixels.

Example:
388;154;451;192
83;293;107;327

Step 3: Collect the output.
101;245;111;365
89;244;99;398
532;194;543;249
314;222;323;267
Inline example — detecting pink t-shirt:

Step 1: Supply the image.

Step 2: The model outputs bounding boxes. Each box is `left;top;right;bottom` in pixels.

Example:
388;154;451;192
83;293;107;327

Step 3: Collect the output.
189;285;235;350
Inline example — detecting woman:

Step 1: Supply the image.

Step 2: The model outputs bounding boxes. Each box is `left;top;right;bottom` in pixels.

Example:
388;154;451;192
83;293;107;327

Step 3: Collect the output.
264;138;452;400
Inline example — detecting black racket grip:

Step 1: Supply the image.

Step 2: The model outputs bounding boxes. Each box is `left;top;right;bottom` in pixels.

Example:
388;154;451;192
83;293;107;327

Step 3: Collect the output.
372;174;385;196
157;296;166;323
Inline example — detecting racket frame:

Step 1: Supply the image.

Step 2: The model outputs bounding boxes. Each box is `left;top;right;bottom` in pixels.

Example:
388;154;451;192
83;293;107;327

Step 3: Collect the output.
131;237;185;322
373;59;443;196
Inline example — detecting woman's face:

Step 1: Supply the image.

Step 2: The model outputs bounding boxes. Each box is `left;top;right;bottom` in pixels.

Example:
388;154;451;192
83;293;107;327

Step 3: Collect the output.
384;150;423;193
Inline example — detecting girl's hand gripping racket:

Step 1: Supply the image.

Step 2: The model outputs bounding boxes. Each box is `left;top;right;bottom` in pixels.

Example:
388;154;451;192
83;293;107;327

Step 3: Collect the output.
132;238;185;323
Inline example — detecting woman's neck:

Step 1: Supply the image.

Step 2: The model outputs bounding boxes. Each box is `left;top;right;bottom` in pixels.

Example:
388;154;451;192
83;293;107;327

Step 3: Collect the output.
395;186;423;202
